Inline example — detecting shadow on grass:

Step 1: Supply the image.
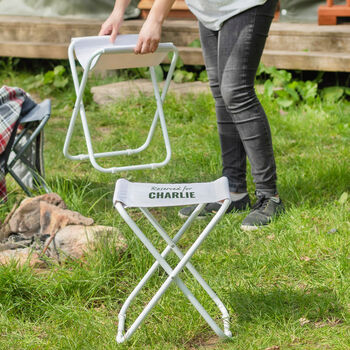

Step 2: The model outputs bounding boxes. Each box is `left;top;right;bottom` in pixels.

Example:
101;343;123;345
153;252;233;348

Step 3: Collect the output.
228;286;344;323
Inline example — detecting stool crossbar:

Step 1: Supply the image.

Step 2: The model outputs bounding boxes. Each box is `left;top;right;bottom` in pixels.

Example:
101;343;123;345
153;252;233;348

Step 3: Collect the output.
113;177;233;343
64;35;178;173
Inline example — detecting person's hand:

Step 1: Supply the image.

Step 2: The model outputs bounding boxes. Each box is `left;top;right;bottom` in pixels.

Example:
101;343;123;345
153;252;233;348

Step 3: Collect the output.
99;11;124;43
134;18;162;54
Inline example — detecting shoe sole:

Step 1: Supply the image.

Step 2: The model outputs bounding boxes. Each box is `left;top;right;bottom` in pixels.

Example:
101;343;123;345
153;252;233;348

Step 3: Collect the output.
240;224;259;231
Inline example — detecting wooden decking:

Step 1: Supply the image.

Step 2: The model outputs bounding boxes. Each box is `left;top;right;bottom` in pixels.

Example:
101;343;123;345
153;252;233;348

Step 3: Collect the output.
1;15;350;72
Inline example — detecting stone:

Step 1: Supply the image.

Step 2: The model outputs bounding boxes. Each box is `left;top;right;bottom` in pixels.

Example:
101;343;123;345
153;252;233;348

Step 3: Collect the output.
91;79;211;105
0;239;33;252
0;202;19;242
39;201;94;236
45;225;127;260
0;247;42;266
0;224;12;242
8;193;67;235
0;193;113;265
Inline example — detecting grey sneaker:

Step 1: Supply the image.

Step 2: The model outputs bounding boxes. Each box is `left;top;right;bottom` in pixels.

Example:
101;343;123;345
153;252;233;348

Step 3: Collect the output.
178;194;250;219
240;194;284;231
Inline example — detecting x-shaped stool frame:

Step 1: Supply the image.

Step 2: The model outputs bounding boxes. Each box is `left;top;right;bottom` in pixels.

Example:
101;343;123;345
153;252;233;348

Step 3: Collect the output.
114;179;233;343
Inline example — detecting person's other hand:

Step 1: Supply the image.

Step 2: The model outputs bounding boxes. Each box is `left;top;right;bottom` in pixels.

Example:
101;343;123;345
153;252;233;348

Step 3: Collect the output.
134;19;162;54
99;11;123;43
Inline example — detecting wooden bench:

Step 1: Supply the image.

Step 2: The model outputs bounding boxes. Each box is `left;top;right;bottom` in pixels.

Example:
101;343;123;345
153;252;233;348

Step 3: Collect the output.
138;0;195;19
318;0;350;25
1;16;350;71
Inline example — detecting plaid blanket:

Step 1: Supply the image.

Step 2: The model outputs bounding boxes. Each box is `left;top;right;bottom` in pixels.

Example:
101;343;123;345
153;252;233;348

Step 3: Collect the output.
0;86;30;201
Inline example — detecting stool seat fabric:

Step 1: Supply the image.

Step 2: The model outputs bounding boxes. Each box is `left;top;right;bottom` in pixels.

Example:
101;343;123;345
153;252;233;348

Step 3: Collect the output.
72;35;171;71
114;177;231;208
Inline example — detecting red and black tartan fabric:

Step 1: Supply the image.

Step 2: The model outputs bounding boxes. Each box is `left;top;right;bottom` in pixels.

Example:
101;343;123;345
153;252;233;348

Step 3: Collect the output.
0;86;28;202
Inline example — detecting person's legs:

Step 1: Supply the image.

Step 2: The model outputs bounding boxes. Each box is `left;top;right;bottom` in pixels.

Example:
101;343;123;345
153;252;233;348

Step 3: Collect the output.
217;0;278;197
213;0;284;229
180;0;284;225
179;20;251;219
197;0;284;228
198;22;248;194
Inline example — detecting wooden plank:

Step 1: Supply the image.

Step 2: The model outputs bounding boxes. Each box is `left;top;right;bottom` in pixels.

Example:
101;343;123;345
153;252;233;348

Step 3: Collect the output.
3;41;350;73
266;23;350;52
2;16;350;50
0;15;102;44
139;0;190;11
0;16;198;46
0;41;68;59
176;47;203;65
262;50;350;72
138;0;196;19
0;41;203;65
269;22;350;36
1;16;350;71
265;35;350;53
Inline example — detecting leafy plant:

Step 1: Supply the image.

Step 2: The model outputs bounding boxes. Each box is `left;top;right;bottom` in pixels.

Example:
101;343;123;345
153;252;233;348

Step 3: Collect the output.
257;63;319;109
0;57;20;78
166;52;196;83
25;65;69;93
321;86;350;104
173;69;195;83
256;64;350;109
188;39;201;48
198;70;208;82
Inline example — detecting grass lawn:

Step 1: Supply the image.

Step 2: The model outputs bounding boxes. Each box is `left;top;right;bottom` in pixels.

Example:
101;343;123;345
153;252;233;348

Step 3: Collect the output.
0;62;349;349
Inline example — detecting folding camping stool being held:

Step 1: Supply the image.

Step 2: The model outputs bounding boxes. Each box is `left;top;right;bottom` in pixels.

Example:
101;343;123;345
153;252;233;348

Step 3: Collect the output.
113;176;233;343
64;35;178;173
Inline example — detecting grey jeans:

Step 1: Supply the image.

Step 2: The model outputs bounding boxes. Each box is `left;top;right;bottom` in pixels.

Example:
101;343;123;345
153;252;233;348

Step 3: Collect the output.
199;0;278;196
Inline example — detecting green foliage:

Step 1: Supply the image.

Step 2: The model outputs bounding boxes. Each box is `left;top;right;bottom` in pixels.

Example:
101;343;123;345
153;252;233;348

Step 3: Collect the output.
321;86;350;103
188;39;201;48
1;75;350;348
198;70;208;82
0;57;20;78
173;69;196;83
257;63;350;109
258;64;318;109
24;64;69;93
167;53;193;83
175;54;185;69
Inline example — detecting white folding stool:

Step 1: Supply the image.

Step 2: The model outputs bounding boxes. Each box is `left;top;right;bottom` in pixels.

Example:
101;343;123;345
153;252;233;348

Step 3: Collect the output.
64;35;178;173
113;176;233;343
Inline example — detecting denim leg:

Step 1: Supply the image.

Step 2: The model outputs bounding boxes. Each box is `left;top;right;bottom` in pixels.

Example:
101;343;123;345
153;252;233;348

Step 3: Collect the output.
199;22;247;193
200;0;278;196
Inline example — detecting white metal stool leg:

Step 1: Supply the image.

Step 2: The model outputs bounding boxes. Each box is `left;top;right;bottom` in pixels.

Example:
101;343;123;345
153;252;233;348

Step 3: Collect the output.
141;207;232;337
115;200;232;343
116;203;206;336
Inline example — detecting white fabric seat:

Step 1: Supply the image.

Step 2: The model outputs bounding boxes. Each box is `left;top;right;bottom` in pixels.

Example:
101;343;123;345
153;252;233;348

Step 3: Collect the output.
64;35;178;173
113;176;233;343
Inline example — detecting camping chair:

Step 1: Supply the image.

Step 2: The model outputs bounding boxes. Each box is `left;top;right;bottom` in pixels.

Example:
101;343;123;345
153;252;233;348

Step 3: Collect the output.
6;99;51;196
113;176;233;343
64;34;178;173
